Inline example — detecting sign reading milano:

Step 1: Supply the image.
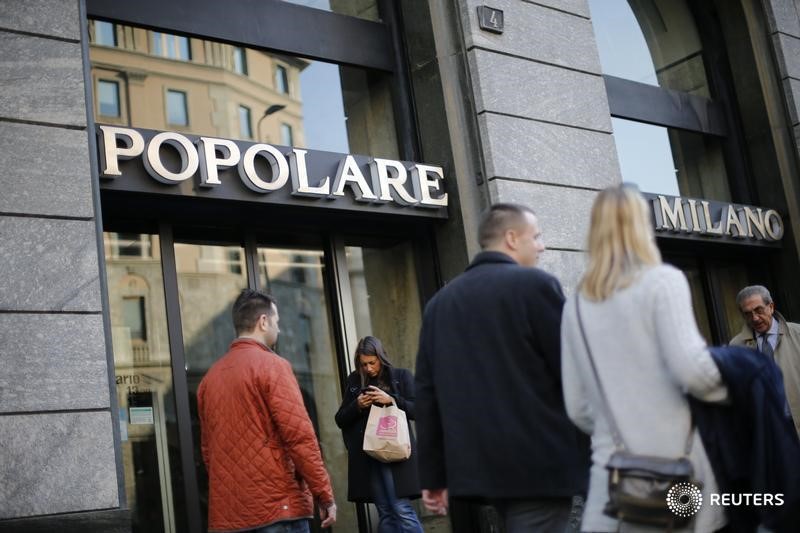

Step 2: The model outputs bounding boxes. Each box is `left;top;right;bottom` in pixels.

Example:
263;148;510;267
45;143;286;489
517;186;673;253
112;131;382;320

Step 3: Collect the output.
97;126;449;219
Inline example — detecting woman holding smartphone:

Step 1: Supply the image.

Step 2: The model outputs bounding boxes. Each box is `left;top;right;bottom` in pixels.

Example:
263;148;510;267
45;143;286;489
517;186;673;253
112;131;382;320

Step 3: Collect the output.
335;336;424;533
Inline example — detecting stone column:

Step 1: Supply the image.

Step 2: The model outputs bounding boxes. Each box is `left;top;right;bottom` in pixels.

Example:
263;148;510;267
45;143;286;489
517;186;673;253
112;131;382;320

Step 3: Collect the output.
457;0;621;294
761;0;800;261
0;0;122;527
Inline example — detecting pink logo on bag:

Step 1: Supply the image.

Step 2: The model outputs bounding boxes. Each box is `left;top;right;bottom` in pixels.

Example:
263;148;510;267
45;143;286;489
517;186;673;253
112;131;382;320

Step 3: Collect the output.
376;416;398;437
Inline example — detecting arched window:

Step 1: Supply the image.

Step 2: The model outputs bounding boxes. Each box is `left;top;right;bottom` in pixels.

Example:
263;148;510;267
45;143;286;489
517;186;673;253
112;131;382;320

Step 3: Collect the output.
592;0;709;95
589;0;745;201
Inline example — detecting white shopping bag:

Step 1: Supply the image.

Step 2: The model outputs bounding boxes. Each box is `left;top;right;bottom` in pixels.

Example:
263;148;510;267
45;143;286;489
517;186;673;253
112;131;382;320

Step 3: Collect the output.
362;402;411;463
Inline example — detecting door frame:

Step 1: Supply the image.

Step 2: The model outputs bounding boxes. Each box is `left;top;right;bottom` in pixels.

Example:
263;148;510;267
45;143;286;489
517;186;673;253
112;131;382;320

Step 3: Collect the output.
104;218;438;532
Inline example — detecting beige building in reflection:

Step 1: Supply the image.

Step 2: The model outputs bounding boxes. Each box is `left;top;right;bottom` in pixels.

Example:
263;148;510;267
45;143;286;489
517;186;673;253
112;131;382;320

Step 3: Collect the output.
104;234;360;531
89;20;306;145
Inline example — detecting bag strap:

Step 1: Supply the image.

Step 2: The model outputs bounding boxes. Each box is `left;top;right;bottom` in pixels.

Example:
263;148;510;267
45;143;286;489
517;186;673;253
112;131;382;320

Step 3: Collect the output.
575;296;694;456
575;296;628;451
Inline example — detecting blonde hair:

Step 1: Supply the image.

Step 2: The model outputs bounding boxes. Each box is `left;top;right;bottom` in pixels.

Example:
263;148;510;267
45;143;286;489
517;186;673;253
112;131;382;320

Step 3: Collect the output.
580;184;661;301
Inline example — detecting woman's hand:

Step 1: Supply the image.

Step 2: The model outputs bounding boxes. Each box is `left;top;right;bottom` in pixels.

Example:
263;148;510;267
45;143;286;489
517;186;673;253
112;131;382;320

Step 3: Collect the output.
357;391;373;409
365;386;393;406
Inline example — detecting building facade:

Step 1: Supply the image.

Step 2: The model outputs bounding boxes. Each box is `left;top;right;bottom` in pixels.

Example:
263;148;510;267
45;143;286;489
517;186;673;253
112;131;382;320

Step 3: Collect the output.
2;0;800;531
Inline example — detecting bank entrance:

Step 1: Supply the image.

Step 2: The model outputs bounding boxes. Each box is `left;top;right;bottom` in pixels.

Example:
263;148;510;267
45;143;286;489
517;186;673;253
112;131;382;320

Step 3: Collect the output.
101;203;437;533
86;1;440;529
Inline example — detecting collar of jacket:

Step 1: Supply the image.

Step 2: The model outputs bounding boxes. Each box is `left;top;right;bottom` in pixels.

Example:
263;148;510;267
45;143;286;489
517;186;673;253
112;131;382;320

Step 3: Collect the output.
230;337;273;352
466;250;517;270
736;311;788;346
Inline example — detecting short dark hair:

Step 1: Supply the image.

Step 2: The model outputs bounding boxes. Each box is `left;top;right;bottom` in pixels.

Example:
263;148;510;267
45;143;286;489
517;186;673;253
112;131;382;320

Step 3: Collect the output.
232;289;277;335
478;203;535;249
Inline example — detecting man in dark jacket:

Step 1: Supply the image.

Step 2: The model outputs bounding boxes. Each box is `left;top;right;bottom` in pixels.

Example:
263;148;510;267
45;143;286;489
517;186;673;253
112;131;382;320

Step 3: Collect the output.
415;203;589;532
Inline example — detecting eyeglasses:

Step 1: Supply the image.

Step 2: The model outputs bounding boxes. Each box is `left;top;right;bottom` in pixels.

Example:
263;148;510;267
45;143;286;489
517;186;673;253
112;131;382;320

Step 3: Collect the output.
741;305;770;319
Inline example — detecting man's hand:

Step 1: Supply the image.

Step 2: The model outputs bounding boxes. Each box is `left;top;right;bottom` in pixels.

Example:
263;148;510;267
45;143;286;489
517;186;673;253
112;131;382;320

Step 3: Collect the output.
422;488;448;515
320;501;337;528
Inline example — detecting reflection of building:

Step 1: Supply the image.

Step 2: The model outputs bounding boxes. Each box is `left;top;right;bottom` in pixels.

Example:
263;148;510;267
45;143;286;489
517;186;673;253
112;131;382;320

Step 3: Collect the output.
89;21;306;145
105;235;347;532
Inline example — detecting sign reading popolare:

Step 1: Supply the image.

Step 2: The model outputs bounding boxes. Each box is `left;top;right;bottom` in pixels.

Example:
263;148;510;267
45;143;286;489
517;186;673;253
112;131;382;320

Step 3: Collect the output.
97;125;448;217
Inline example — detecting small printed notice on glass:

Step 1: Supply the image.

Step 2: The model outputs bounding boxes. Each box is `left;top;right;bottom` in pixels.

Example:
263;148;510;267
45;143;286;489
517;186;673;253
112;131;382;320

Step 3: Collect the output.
129;407;155;425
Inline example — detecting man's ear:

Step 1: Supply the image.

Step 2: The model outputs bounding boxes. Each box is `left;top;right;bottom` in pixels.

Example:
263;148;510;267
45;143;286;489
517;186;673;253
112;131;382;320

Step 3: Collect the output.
504;228;518;250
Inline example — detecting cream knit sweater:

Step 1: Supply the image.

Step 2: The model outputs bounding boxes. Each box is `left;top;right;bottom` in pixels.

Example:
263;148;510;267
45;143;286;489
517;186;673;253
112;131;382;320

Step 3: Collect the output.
561;264;728;532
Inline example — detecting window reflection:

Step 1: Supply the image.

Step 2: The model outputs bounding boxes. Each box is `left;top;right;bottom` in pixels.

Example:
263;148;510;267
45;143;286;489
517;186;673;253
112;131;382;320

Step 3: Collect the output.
166;90;188;127
680;264;714;344
152;32;191;61
89;21;398;155
589;0;710;96
174;243;249;532
233;47;248;75
345;243;422;372
98;80;120;117
257;247;355;532
613;118;731;200
715;263;750;341
103;232;186;533
275;64;290;95
281;0;381;22
281;123;294;146
91;20;117;47
239;105;253;139
345;242;429;525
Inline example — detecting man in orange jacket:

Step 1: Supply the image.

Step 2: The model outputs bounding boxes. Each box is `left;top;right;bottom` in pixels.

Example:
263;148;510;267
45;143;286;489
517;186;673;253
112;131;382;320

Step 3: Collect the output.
198;289;336;532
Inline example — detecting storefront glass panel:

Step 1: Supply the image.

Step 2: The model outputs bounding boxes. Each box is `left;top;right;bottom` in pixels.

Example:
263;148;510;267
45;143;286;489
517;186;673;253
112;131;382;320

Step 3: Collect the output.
257;247;356;531
344;241;429;528
345;243;422;371
673;258;752;344
613;118;731;200
589;0;710;97
88;21;398;158
712;262;750;341
104;232;185;533
677;262;714;344
174;242;249;531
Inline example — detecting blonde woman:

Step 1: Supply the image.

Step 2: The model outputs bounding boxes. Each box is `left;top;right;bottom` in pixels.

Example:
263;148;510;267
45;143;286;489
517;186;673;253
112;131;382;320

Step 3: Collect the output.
560;185;728;532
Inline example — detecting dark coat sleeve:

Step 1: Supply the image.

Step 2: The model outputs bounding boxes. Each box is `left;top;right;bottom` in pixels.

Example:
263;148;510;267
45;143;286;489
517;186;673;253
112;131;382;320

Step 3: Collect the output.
415;307;447;489
335;373;364;429
390;368;415;419
531;273;566;386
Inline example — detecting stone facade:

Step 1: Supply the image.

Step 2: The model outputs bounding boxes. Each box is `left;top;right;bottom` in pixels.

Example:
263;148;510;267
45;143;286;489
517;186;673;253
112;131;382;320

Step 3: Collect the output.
763;0;800;256
0;0;120;523
456;0;621;294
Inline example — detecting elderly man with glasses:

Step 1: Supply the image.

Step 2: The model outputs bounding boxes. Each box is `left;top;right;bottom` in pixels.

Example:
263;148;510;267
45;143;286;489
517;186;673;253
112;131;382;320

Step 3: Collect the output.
730;285;800;437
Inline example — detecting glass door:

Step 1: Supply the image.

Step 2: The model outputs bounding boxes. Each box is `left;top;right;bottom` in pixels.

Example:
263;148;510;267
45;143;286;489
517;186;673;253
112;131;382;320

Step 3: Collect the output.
172;241;249;532
104;225;433;533
104;232;186;533
670;255;757;345
256;246;355;531
171;240;358;532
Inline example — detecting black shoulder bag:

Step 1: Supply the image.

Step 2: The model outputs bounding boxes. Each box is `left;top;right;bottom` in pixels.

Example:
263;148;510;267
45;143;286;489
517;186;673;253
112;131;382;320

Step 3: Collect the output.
575;297;700;529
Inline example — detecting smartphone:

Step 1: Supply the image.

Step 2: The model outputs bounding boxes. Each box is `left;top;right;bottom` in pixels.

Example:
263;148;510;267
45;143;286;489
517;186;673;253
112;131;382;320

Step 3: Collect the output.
360;387;372;394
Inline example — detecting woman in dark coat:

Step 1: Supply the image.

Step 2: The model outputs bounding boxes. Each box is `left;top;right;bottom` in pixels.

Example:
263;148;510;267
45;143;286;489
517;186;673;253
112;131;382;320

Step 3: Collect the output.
334;336;423;533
